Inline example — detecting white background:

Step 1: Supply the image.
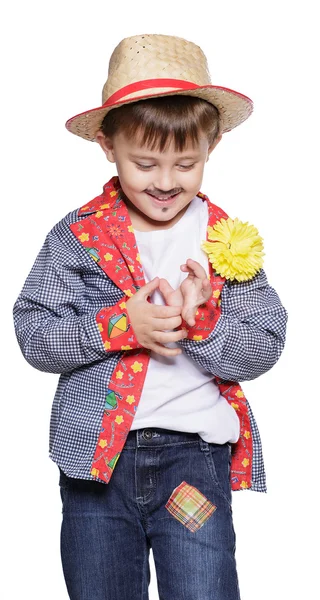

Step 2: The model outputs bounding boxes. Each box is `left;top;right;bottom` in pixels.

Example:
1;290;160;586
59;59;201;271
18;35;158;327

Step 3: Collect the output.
2;1;319;598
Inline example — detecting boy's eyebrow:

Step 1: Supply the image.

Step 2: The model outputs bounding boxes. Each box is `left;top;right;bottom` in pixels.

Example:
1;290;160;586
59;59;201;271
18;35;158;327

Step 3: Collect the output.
128;153;200;160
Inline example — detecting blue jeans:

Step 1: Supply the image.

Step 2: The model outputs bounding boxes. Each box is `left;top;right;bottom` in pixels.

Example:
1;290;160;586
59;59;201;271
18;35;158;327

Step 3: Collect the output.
59;428;241;599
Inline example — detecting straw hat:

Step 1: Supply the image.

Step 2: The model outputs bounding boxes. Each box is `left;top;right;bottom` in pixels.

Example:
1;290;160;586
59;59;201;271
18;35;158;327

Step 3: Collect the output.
65;33;253;142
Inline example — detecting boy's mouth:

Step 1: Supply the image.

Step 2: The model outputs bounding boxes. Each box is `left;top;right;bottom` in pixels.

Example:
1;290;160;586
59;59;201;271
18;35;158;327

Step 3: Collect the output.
146;191;182;203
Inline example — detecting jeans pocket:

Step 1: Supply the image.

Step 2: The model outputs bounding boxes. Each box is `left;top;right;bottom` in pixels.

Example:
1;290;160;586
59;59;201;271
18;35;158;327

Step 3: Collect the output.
203;442;233;509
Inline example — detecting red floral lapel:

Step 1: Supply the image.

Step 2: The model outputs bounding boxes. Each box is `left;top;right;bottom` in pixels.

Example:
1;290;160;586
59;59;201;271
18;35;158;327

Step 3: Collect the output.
70;176;145;297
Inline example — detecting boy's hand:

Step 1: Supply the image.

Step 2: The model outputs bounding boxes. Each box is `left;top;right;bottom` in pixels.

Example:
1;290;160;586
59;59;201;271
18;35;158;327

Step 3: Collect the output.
159;259;212;327
125;277;188;357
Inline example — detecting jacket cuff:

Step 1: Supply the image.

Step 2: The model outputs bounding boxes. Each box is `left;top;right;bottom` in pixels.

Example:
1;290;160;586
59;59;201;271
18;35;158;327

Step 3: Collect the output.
179;295;221;341
96;297;143;352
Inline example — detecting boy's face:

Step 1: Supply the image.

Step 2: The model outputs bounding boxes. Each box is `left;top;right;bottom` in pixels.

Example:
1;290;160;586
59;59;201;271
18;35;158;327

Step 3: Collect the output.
95;128;222;230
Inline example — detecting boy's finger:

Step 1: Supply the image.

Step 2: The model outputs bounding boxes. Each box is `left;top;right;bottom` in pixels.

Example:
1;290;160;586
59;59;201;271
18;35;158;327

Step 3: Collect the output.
185;314;196;327
181;259;207;279
151;315;182;331
181;304;196;326
187;259;207;278
151;304;182;318
158;278;174;294
202;278;212;292
138;277;160;300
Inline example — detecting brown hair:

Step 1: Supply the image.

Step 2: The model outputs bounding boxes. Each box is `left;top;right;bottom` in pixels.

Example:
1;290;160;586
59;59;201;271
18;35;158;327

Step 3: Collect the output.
99;95;221;152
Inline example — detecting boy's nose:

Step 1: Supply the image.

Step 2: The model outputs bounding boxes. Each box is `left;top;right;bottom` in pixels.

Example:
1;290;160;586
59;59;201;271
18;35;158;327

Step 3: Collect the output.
153;172;177;194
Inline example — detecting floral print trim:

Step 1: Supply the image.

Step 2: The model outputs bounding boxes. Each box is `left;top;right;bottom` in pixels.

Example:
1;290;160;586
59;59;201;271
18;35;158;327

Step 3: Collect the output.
96;297;143;352
69;176;253;491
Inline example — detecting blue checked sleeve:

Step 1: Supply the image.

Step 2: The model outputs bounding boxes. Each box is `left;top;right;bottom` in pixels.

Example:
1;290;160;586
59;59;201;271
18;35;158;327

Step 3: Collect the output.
13;227;141;374
177;268;288;381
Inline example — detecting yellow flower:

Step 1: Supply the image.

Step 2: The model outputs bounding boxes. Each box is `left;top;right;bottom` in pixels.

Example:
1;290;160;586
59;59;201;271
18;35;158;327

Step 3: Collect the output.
131;361;143;373
126;395;135;405
104;253;113;261
79;232;89;242
201;217;264;282
240;480;249;489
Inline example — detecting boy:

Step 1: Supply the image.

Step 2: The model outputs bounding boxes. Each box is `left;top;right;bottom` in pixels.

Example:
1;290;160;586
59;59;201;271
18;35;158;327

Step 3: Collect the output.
13;34;287;600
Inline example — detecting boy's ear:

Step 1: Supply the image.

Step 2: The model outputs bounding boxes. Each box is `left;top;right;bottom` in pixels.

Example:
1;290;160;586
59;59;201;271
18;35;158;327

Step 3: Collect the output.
95;131;116;163
207;133;223;161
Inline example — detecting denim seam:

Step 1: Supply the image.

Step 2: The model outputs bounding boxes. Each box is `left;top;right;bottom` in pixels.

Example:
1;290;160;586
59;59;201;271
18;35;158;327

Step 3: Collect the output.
199;441;233;509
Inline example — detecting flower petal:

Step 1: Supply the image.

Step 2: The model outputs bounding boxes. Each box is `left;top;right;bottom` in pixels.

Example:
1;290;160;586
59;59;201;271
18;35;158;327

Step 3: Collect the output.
202;217;264;281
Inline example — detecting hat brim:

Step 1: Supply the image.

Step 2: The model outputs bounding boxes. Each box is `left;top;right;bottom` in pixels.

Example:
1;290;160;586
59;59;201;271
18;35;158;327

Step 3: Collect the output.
65;85;253;142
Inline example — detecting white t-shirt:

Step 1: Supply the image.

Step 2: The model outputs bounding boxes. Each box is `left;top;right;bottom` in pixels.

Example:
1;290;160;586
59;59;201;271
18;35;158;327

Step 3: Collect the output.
131;195;240;444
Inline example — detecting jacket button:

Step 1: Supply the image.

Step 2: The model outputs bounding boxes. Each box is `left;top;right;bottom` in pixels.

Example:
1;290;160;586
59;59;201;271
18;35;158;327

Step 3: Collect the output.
143;429;152;440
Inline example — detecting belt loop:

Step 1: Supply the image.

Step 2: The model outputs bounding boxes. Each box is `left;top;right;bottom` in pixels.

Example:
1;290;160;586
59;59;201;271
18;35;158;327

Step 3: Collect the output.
198;437;210;452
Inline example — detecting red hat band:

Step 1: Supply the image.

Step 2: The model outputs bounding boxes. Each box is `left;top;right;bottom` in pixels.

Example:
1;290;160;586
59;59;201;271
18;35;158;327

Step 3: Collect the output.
103;78;201;106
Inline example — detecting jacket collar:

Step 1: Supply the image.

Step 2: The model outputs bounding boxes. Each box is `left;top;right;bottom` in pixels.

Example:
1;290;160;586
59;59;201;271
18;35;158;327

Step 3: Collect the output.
72;175;227;298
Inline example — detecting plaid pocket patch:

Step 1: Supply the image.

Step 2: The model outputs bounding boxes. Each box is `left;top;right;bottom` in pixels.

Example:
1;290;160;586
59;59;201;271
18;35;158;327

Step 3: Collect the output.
165;481;217;532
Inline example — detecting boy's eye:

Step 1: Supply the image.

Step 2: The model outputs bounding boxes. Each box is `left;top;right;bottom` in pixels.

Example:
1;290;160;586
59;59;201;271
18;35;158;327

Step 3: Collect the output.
136;164;195;170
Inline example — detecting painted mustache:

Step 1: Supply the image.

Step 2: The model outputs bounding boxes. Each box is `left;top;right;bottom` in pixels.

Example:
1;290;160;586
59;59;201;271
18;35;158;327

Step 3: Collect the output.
146;189;182;198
